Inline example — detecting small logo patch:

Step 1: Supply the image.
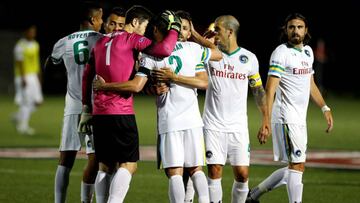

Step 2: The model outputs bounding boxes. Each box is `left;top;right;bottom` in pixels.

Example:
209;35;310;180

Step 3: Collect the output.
249;78;256;86
239;55;248;63
206;150;213;158
295;150;302;157
304;50;310;57
139;58;146;67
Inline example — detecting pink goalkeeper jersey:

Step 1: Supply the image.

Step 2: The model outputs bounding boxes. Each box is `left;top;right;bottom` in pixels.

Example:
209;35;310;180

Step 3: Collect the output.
91;31;153;115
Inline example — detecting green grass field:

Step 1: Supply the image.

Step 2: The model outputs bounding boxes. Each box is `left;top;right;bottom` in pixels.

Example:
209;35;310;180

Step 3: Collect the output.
0;94;360;202
0;159;359;203
1;93;360;150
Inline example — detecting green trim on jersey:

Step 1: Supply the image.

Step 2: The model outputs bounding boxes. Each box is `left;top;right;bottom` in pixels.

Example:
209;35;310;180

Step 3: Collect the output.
292;47;303;52
225;47;241;56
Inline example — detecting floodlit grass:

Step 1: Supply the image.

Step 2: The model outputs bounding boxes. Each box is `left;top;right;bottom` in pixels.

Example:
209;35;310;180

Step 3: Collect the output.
0;94;359;202
0;158;359;202
1;94;360;150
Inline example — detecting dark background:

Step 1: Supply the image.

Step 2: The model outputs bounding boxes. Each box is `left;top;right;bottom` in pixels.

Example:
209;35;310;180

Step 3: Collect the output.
1;0;359;96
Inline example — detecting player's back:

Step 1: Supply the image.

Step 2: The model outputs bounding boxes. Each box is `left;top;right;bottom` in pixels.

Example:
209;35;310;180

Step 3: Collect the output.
53;30;102;101
92;31;152;115
143;41;210;133
51;30;102;115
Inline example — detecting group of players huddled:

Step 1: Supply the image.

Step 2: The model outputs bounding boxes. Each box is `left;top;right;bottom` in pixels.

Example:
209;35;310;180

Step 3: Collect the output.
45;2;333;203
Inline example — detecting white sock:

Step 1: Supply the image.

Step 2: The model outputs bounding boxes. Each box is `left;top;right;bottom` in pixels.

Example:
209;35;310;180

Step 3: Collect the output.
208;178;222;203
231;180;248;203
95;171;113;203
17;104;33;130
287;169;303;203
54;165;71;203
81;181;94;203
169;175;185;203
250;166;288;200
191;171;209;203
184;177;195;203
108;168;132;203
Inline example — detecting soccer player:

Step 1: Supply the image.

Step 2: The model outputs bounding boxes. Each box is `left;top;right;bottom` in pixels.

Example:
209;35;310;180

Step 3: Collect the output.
151;10;222;203
202;15;270;203
91;10;222;203
12;24;43;135
80;7;180;203
103;6;126;34
246;13;334;203
45;2;103;203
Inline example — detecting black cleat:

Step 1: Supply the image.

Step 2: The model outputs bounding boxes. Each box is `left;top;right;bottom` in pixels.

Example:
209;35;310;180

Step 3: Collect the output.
246;189;260;203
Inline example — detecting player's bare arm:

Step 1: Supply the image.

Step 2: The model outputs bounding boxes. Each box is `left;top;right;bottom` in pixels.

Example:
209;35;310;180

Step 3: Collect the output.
93;74;148;93
309;75;334;133
152;67;208;90
251;84;270;144
189;22;222;61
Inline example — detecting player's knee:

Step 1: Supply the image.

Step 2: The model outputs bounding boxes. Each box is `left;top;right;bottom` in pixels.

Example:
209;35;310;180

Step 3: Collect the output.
289;162;305;172
233;166;249;182
208;164;223;179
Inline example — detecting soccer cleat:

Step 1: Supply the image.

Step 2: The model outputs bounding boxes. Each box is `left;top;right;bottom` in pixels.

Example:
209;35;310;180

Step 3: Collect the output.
245;197;260;203
246;189;260;203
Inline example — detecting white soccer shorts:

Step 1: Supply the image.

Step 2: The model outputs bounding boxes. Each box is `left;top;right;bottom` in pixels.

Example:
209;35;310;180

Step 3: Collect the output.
159;127;206;169
14;74;43;105
204;128;250;166
272;123;307;163
59;114;95;154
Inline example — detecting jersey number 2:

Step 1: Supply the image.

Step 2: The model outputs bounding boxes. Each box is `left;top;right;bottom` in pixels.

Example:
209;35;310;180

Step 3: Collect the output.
168;55;182;74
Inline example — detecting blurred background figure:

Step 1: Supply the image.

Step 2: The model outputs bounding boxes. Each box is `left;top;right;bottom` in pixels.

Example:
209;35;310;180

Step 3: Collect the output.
314;38;327;94
12;24;43;135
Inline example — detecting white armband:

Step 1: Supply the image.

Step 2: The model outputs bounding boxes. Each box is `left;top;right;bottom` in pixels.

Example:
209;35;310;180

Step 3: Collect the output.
321;105;331;113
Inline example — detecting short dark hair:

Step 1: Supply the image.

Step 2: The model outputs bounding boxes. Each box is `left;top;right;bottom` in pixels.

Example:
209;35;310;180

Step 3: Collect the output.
79;1;102;23
125;5;153;25
175;10;192;22
280;13;311;44
110;7;126;17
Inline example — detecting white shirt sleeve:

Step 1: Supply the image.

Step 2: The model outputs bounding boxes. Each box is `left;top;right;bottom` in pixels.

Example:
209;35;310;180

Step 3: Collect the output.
51;37;66;64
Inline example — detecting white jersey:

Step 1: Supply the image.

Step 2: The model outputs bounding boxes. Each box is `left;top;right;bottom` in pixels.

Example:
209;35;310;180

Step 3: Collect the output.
139;41;211;134
268;43;314;125
50;30;102;115
203;47;259;132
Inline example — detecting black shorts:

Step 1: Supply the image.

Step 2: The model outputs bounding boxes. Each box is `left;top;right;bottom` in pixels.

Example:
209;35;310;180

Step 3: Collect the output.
93;115;139;165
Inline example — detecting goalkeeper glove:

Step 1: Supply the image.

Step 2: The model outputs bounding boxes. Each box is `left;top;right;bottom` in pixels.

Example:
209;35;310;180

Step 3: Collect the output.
78;105;93;134
160;10;182;33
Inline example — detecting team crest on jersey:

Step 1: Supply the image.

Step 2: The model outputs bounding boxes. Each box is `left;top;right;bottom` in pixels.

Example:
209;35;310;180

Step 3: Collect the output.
139;57;146;67
206;150;213;158
87;140;92;148
249;78;256;86
295;150;302;157
304;50;310;57
139;37;145;43
239;55;248;63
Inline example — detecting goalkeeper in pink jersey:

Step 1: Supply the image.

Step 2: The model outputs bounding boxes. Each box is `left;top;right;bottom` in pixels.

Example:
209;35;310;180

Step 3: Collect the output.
80;6;180;203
